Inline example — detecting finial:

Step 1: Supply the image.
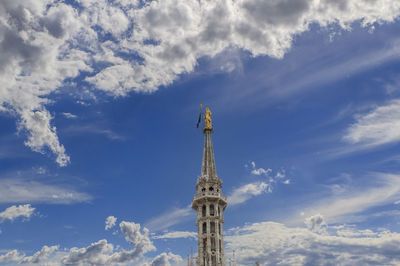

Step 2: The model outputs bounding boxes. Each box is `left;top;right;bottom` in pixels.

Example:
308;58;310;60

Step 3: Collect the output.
204;107;213;131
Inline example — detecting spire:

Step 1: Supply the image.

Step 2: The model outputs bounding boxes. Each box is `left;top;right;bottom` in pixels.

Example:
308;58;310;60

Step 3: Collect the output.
201;128;217;179
201;107;217;179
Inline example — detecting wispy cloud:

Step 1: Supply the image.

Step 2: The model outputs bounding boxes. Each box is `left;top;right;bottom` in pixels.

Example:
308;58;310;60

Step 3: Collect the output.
228;182;269;206
0;178;92;204
251;168;272;176
153;231;197;240
64;125;125;141
145;206;193;232
61;112;77;119
289;173;400;225
320;100;400;160
343;99;400;148
248;161;291;187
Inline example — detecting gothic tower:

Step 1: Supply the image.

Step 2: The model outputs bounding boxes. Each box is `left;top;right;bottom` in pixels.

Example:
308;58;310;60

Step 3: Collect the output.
192;108;227;266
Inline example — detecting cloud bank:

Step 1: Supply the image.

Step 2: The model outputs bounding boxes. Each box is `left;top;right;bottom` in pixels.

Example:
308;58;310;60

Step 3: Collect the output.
226;220;400;265
0;218;182;265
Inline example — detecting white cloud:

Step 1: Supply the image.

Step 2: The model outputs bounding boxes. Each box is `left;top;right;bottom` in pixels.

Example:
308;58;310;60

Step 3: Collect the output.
19;109;70;167
144;252;183;266
20;245;59;264
61;239;114;265
0;250;24;263
153;231;197;240
62;112;77;119
0;178;91;204
249;161;272;176
62;220;156;265
1;0;400;165
276;170;286;179
0;0;87;166
336;227;379;238
228;181;269;206
119;221;154;251
343;99;400;148
105;216;117;230
145;206;193;232
225;221;400;265
249;162;289;186
251;168;272;176
0;204;35;222
0;218;182;265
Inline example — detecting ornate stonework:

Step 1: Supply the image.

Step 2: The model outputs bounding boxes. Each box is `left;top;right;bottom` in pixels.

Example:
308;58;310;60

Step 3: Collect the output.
192;115;227;266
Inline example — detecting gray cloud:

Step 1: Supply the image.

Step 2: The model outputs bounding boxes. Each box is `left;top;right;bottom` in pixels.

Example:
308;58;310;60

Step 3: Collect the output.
243;0;311;26
304;214;327;234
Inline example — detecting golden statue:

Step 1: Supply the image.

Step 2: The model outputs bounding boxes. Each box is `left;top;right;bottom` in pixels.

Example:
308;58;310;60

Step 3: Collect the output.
204;107;212;130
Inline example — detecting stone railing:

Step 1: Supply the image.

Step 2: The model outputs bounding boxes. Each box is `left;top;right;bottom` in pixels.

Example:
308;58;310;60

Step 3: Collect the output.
193;192;227;202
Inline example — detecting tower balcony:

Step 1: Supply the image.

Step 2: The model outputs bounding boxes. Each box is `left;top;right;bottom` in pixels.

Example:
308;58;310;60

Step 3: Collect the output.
192;191;227;209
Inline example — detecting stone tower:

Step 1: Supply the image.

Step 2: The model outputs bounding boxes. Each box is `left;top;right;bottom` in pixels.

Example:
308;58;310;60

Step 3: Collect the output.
192;108;227;266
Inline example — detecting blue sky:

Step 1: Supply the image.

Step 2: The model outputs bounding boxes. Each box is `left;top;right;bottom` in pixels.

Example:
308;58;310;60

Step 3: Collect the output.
1;0;400;265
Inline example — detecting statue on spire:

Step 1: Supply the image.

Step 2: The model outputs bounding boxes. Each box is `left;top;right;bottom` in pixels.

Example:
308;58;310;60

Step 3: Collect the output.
204;107;213;130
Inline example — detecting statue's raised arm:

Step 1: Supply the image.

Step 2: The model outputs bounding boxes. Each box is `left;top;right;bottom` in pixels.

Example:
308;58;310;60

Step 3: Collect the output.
204;107;213;130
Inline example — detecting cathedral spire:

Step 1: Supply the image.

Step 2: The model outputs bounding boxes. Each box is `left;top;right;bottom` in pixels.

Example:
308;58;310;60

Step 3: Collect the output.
192;107;227;266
